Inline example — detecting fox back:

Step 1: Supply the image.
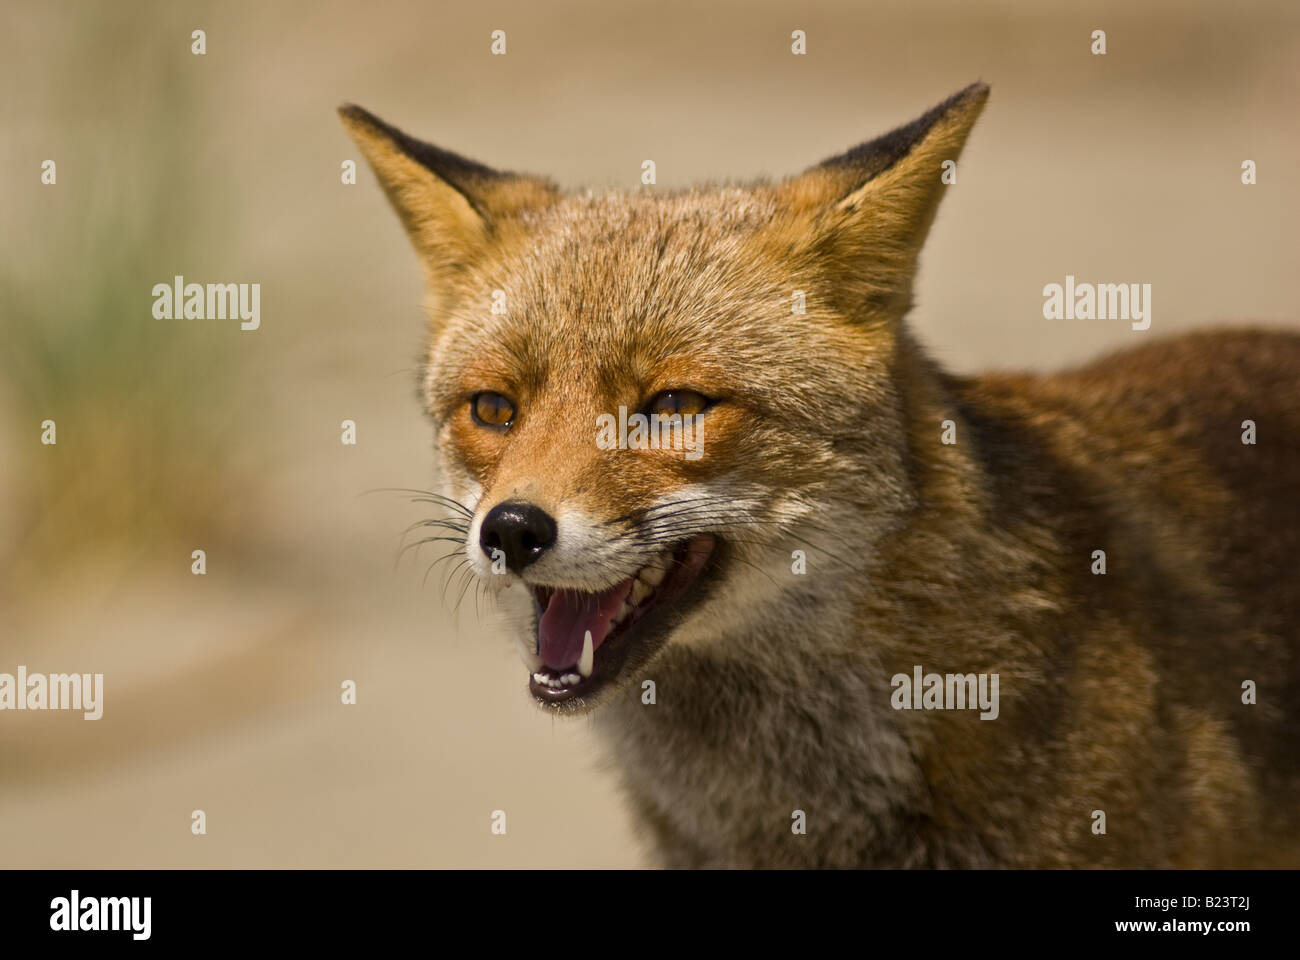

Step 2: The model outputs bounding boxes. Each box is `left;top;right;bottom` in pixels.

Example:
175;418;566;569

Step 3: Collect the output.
342;83;1300;867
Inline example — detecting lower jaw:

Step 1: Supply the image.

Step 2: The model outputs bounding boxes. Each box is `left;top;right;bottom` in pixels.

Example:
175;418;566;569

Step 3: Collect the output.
527;534;717;707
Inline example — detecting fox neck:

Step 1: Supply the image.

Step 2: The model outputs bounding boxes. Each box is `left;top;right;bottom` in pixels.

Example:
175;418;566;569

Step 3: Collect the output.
593;329;1011;866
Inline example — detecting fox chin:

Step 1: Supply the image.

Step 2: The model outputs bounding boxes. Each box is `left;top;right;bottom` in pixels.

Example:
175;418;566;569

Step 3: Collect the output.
341;83;1300;868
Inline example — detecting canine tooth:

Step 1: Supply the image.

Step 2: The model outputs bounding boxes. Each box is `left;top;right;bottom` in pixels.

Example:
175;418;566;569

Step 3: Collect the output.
630;578;652;607
578;630;594;678
641;562;669;588
532;673;546;684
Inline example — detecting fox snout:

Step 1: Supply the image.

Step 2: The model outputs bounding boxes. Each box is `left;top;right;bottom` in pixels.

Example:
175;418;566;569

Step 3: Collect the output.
465;487;724;707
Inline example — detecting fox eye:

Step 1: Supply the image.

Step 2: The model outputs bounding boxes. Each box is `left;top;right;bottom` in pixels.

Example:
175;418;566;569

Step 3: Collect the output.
470;391;516;429
646;389;710;418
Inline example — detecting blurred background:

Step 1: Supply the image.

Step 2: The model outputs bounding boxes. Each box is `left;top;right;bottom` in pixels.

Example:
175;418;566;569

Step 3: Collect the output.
0;0;1296;867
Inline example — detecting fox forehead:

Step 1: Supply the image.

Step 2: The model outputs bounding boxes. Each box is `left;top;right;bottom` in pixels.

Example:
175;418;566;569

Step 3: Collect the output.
425;187;868;418
340;83;990;423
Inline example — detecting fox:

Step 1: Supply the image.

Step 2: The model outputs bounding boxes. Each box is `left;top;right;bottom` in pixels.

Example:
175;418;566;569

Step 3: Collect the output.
340;82;1300;868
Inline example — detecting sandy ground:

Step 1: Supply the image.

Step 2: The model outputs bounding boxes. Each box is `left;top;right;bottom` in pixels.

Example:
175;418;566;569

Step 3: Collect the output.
0;0;1296;866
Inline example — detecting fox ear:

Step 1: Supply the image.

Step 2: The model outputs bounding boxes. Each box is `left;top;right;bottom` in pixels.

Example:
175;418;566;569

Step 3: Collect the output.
781;82;989;319
338;105;557;280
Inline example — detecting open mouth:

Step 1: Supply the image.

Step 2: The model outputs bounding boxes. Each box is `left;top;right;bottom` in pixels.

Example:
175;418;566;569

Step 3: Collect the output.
526;534;717;705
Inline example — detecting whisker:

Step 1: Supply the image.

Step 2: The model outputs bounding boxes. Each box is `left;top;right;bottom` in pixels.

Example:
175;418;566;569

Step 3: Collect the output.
605;495;736;526
398;535;468;564
438;556;472;602
632;519;860;569
401;517;470;537
361;487;475;517
453;565;478;615
428;551;468;590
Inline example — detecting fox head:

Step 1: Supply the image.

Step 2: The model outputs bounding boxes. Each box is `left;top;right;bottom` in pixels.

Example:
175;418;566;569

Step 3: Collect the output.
340;83;988;711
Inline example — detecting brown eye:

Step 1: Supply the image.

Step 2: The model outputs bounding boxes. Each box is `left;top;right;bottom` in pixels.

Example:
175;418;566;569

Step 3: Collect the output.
471;391;515;428
647;390;710;418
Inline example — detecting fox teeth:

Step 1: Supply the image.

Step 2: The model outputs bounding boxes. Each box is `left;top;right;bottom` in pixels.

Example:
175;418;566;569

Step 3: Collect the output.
534;671;580;690
640;561;669;588
578;630;594;678
629;578;653;608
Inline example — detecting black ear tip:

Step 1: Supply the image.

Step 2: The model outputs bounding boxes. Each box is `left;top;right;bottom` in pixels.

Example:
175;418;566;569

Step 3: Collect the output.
947;81;990;110
337;103;379;126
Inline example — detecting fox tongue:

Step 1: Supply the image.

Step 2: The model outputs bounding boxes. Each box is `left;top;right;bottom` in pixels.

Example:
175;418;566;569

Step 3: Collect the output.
537;579;635;670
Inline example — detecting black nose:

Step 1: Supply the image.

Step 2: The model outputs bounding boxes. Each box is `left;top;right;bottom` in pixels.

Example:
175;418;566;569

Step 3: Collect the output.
479;501;557;573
